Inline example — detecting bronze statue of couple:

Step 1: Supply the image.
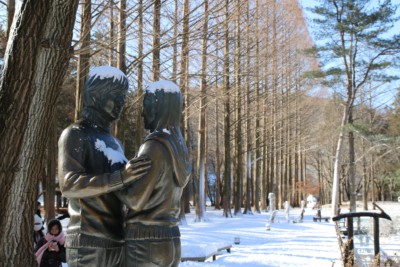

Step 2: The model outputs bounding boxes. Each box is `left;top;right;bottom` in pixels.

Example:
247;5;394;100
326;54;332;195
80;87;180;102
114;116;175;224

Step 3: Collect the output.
58;66;191;267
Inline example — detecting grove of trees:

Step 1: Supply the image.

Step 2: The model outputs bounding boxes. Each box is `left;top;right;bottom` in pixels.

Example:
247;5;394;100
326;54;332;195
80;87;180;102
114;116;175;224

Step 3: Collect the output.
0;0;399;264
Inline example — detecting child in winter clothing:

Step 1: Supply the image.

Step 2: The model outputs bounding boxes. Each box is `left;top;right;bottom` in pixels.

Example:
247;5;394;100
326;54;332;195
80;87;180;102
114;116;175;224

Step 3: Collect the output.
35;219;66;267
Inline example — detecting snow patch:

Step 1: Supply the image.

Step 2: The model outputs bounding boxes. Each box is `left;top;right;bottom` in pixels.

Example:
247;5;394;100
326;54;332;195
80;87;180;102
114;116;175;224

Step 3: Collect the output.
94;139;127;165
88;66;127;83
162;128;171;134
145;80;180;94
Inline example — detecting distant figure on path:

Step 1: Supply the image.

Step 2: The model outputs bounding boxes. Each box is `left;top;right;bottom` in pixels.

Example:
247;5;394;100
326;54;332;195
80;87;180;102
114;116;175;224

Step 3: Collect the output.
117;80;191;267
58;66;150;267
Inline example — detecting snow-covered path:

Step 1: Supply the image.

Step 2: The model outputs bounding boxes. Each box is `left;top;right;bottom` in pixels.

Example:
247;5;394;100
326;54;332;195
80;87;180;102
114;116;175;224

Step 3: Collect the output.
180;208;341;267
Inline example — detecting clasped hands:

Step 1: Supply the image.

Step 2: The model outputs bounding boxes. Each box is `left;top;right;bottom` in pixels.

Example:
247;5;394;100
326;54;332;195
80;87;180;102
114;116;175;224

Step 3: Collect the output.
48;242;59;252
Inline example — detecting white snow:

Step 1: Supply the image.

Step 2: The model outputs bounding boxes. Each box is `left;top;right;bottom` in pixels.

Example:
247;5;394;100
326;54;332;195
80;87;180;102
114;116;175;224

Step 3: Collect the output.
163;128;171;134
57;202;399;267
145;80;180;94
88;66;127;83
94;139;128;165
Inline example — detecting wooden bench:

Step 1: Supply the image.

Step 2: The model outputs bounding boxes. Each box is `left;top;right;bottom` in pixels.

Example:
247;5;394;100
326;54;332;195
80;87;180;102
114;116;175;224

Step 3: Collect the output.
181;250;217;262
181;243;232;262
313;216;330;222
217;244;232;254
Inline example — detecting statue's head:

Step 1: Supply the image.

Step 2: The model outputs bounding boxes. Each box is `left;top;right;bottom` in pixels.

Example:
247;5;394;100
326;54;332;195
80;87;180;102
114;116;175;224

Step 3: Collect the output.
143;80;182;132
83;66;129;122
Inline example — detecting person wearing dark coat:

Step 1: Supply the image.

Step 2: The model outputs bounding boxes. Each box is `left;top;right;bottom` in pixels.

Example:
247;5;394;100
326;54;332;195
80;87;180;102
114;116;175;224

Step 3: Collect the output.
58;66;151;267
35;219;66;267
117;80;191;267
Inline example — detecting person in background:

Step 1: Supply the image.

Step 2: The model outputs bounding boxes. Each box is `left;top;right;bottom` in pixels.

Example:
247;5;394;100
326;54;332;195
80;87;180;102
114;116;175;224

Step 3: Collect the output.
35;219;66;267
36;201;42;217
33;213;44;246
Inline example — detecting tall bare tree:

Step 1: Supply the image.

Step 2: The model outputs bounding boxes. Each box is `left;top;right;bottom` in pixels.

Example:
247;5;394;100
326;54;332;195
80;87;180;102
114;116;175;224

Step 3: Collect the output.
233;0;243;216
152;0;161;81
195;0;209;222
222;0;232;218
74;0;91;121
134;0;144;152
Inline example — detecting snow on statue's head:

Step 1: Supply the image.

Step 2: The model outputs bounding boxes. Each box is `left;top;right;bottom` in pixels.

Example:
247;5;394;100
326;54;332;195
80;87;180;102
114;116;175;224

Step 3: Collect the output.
83;66;129;121
143;80;182;131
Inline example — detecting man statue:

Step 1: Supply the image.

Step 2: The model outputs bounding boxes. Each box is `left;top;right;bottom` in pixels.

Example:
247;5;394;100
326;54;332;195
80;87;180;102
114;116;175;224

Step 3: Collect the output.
116;80;191;267
58;66;150;267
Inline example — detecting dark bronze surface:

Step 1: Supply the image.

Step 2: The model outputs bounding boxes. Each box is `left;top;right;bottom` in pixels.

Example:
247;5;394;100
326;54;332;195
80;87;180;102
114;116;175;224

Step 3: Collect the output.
58;66;150;267
117;81;191;267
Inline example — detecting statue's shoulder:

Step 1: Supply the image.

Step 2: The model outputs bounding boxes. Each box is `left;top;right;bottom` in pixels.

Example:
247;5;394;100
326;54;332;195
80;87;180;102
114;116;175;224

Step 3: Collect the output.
139;138;169;157
59;120;89;143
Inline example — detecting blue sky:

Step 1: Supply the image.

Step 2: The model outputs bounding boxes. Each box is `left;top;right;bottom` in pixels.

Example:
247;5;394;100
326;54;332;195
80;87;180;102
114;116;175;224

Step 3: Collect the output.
299;0;400;109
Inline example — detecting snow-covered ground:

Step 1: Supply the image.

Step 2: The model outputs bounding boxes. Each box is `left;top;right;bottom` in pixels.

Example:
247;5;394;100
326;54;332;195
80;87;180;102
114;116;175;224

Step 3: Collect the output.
180;207;341;267
56;201;399;267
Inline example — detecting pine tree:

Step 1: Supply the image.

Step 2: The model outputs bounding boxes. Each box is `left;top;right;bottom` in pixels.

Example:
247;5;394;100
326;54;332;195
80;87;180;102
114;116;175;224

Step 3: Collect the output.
309;0;400;215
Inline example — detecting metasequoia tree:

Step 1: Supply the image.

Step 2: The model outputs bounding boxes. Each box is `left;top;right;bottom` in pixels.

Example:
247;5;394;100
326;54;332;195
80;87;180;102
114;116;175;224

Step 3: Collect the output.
108;0;115;66
178;0;191;222
222;0;232;218
74;0;91;121
0;0;78;265
152;0;161;81
244;0;255;214
233;0;243;216
195;0;209;222
134;0;144;152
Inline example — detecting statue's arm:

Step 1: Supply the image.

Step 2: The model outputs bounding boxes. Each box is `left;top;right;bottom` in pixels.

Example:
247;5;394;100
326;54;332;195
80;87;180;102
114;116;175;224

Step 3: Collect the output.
58;127;150;198
116;140;166;211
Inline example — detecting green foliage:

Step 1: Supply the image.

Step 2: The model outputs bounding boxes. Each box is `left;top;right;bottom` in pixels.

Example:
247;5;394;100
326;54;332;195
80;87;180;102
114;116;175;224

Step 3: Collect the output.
308;0;400;90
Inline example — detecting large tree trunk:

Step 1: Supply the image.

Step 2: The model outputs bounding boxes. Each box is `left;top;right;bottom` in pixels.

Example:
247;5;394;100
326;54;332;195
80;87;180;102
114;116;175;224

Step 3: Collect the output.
222;0;232;218
195;0;209;222
253;0;262;213
233;0;243;216
171;0;179;83
179;0;191;222
134;0;144;153
152;0;161;81
74;0;91;121
0;1;78;265
331;104;350;217
348;111;356;212
114;0;127;140
117;0;126;73
108;0;115;66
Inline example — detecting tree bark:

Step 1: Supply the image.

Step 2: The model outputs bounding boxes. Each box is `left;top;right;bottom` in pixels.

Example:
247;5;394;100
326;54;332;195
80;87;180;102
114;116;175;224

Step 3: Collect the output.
222;0;232;218
179;0;191;222
108;0;115;66
135;0;144;153
152;0;161;81
195;0;209;222
234;0;243;216
0;1;78;265
117;0;127;73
